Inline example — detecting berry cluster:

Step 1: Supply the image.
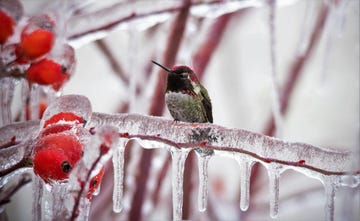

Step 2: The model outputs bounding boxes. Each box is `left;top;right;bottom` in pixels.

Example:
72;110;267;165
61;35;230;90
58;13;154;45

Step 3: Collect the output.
32;112;104;199
0;8;75;90
33;112;85;183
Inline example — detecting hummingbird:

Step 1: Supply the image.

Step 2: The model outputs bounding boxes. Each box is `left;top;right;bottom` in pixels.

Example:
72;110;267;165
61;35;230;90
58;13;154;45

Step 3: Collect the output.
152;60;213;156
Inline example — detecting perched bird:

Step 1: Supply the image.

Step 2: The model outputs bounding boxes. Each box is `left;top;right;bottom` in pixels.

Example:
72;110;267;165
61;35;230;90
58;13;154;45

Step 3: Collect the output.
152;60;213;155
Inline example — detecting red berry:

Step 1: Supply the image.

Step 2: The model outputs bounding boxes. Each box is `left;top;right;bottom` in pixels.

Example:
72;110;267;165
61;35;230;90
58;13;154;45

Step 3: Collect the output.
0;9;14;44
26;58;69;90
43;112;84;128
298;159;306;165
87;167;105;199
33;148;74;183
34;133;83;165
200;141;207;146
19;28;54;60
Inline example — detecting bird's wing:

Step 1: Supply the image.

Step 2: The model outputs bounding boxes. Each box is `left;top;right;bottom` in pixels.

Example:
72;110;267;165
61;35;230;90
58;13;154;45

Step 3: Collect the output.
199;85;213;123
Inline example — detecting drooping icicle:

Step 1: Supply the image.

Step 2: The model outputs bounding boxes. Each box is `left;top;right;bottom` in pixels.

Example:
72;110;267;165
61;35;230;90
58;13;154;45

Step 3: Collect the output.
75;197;92;221
49;183;68;219
20;79;30;122
323;176;339;221
235;157;254;211
196;154;211;212
32;176;44;221
0;78;16;126
29;84;40;121
169;147;190;221
112;139;126;213
268;164;281;219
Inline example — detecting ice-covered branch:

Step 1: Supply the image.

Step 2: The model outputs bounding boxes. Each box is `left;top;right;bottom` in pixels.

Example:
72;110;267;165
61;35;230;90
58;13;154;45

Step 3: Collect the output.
90;112;359;176
66;0;264;46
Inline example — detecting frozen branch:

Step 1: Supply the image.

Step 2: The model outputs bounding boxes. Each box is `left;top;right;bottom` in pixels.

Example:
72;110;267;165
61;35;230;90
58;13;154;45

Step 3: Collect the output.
90;112;359;177
66;0;264;46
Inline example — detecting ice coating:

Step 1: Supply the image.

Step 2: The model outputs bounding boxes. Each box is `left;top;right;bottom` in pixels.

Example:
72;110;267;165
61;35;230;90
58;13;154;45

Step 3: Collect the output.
0;120;39;145
169;147;190;221
0;142;26;171
190;0;261;18
112;139;126;213
196;154;211;212
40;94;92;128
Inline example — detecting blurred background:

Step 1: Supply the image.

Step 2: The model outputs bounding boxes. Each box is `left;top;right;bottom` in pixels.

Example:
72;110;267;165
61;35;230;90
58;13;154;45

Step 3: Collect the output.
4;0;359;220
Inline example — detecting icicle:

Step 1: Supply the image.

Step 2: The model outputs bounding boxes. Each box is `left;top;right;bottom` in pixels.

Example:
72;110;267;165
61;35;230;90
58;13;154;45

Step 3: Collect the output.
29;84;40;121
20;79;30;122
268;163;281;219
49;183;69;219
169;147;190;221
196;154;211;212
235;157;254;211
32;176;44;221
0;78;16;126
323;176;339;221
75;198;91;221
112;139;126;213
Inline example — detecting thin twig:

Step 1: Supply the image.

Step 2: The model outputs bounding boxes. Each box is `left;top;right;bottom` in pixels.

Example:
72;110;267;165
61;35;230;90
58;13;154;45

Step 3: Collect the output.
95;39;129;84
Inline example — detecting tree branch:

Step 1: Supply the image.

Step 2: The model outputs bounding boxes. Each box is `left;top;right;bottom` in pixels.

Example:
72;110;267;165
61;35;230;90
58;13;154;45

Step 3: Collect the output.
90;112;359;176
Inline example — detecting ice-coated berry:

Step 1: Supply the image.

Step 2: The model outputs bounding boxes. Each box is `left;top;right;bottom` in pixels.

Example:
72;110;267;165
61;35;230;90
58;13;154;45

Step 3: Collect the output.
33;133;83;165
87;167;105;199
18;28;54;60
33;148;74;183
0;9;14;44
26;58;69;90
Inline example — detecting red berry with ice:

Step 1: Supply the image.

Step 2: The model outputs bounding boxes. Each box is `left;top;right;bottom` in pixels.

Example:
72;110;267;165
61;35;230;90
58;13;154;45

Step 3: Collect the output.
34;133;83;163
18;29;54;60
0;9;14;44
16;14;55;61
87;167;105;199
26;58;69;90
33;148;74;183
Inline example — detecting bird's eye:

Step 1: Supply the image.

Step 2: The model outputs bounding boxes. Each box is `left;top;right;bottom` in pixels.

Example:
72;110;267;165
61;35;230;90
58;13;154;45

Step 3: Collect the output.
180;73;188;78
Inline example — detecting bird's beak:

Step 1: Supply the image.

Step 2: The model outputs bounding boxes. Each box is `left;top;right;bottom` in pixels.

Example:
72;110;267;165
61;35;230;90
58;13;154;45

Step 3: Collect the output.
152;60;171;72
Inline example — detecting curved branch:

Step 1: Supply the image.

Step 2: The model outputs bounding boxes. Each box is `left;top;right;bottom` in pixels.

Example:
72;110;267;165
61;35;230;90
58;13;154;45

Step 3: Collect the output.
90;112;359;176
